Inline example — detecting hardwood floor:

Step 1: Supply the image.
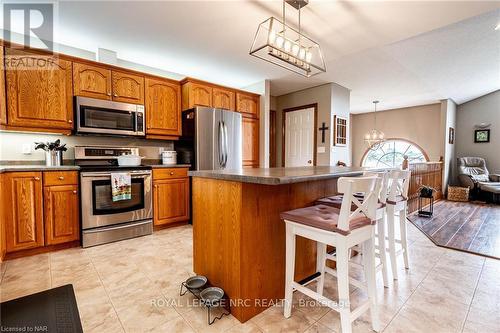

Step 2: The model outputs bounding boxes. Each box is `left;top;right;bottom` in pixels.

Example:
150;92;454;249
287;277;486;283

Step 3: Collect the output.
408;200;500;259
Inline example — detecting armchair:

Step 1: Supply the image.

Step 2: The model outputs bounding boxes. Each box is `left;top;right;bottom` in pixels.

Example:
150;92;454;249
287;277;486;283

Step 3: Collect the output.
457;157;500;202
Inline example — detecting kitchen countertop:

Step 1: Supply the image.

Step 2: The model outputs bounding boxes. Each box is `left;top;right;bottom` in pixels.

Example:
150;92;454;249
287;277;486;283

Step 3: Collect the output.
0;164;191;173
189;166;387;185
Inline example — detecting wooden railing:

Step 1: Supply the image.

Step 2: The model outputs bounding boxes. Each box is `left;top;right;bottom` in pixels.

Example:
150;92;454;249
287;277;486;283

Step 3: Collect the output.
405;162;443;213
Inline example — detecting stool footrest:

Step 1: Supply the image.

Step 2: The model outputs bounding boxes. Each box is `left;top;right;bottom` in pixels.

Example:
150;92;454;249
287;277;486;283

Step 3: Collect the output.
324;266;367;291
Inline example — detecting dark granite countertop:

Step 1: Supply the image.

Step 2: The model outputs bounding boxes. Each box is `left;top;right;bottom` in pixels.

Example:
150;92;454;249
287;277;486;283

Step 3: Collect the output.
0;165;80;173
189;166;387;185
148;164;191;168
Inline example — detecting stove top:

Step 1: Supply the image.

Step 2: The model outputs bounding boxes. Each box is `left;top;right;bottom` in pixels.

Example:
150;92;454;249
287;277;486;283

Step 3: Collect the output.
77;165;152;173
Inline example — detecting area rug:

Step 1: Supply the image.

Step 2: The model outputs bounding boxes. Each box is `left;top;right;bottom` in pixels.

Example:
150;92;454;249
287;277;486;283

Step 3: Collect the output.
407;200;500;259
0;284;83;333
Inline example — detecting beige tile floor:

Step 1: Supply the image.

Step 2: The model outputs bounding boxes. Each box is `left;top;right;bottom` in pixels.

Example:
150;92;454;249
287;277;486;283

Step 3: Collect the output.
1;223;499;333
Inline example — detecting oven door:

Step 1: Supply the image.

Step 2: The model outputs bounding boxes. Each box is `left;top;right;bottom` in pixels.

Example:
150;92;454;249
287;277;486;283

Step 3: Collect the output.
80;171;152;229
76;96;145;136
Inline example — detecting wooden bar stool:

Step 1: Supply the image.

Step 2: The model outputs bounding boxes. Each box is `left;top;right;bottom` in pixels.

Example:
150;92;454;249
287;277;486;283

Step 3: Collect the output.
385;170;411;279
315;171;390;288
281;176;381;333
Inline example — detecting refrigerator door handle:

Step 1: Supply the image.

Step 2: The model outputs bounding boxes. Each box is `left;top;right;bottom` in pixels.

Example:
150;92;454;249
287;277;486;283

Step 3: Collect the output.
218;121;224;167
223;121;229;168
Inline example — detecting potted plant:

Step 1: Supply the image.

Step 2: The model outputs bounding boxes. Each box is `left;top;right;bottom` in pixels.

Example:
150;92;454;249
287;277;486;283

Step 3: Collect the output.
34;139;68;166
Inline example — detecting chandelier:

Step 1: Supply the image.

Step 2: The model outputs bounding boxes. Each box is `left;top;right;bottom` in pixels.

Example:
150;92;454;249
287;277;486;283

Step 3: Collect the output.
249;0;326;77
364;101;385;150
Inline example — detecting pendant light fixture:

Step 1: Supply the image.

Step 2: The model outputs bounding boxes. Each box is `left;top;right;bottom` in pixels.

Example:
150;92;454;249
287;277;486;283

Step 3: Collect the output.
364;101;385;150
249;0;326;77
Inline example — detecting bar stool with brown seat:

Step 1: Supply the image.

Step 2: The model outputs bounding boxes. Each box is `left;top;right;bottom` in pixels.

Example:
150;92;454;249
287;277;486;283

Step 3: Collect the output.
315;171;390;288
281;176;381;333
385;170;411;279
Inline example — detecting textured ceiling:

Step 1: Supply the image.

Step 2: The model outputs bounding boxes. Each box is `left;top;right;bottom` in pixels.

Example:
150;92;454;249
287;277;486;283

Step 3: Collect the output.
3;0;499;112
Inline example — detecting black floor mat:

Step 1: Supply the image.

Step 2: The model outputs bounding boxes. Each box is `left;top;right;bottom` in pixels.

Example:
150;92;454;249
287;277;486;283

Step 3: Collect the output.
0;284;83;333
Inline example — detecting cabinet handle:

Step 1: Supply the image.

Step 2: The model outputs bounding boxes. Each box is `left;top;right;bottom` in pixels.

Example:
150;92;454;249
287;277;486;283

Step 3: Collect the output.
34;177;40;181
73;190;77;194
68;120;73;123
107;92;112;96
154;185;158;189
58;176;64;180
170;172;174;175
114;93;118;97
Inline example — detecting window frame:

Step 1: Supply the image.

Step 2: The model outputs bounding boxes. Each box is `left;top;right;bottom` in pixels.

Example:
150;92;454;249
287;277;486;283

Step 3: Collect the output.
360;138;429;167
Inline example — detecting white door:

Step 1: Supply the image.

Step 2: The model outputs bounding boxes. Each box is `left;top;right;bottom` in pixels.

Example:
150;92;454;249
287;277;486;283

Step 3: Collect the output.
285;108;315;167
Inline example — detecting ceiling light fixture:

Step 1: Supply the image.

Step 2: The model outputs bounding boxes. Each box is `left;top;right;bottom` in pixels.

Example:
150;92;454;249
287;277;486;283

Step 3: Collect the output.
495;23;500;30
249;0;326;77
364;101;385;150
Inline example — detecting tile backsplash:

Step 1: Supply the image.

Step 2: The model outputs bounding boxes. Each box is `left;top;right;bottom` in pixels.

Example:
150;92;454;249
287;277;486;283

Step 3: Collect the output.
0;131;174;161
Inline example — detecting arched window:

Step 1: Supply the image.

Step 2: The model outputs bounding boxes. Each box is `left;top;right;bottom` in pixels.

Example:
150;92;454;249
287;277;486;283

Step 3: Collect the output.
361;139;428;168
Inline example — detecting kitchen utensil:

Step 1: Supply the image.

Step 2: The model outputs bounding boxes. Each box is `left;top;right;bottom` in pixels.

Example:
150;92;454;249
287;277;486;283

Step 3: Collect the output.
117;154;142;166
161;151;177;165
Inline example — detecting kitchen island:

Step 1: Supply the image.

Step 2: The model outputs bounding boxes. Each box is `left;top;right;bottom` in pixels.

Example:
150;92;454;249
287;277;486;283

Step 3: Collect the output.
189;166;379;322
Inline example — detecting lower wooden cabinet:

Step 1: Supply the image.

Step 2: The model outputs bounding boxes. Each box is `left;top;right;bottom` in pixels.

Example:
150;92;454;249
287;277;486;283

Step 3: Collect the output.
4;172;44;252
2;171;80;255
153;168;190;226
44;184;80;245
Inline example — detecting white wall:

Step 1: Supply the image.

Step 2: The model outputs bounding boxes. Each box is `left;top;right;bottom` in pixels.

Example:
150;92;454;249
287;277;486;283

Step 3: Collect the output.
0;131;173;161
440;99;457;189
331;83;351;166
456;90;500;173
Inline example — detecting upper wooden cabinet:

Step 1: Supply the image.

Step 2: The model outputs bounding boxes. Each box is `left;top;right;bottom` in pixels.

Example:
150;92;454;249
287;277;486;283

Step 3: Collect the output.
212;87;235;110
5;48;73;132
73;63;112;100
112;71;144;104
182;81;213;110
3;172;44;252
242;116;259;168
236;92;260;118
145;77;181;138
0;46;6;126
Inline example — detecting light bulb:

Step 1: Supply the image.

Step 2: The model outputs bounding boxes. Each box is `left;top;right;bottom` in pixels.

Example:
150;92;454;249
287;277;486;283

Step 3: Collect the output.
276;36;284;48
299;48;306;60
305;51;312;63
284;40;291;52
292;44;300;56
268;30;276;45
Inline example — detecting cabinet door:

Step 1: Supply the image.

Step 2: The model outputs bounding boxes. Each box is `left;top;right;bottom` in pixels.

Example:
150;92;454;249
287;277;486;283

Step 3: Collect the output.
44;184;79;245
5;48;73;130
242;116;259;167
236;92;259;118
145;78;181;137
182;82;212;110
0;46;6;125
153;178;190;225
4;172;44;252
73;62;112;100
112;71;144;104
212;88;235;110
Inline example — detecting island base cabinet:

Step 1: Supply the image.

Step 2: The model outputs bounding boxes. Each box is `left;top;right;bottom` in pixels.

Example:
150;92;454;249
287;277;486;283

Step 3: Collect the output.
44;185;80;245
4;172;44;252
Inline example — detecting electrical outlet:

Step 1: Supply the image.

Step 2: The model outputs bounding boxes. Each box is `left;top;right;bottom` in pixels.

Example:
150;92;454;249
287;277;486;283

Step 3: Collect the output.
22;144;32;155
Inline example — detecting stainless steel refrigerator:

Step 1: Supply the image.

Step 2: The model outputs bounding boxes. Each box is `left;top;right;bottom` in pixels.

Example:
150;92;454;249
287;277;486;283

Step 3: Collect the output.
177;107;242;170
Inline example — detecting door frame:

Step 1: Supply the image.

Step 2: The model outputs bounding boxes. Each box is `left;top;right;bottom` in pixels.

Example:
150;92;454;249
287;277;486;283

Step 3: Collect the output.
270;110;277;168
281;103;318;167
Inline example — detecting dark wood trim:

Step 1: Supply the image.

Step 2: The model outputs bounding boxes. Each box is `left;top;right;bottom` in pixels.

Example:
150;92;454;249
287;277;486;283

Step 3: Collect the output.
359;137;431;167
270;110;277;168
4;241;80;260
281;103;318;167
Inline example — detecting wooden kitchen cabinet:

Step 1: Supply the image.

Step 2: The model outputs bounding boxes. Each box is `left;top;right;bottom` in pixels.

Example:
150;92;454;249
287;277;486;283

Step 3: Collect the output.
3;172;44;252
112;71;145;104
181;81;212;110
145;77;181;138
44;184;79;245
5;48;73;132
242;116;259;167
212;87;235;110
73;62;112;100
153;168;190;226
236;92;260;118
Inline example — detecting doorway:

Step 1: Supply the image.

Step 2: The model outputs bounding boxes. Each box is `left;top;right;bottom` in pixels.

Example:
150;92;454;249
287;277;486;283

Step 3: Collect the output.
282;104;317;167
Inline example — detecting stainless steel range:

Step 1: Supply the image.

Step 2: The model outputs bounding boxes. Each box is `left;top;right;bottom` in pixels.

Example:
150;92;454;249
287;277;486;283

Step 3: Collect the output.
75;146;153;247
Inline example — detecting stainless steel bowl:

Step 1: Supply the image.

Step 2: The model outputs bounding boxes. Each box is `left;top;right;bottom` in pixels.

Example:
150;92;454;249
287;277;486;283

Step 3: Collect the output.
185;275;207;290
200;287;224;306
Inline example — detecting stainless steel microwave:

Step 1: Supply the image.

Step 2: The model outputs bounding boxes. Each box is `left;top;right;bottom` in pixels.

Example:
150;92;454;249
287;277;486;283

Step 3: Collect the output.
75;96;145;137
